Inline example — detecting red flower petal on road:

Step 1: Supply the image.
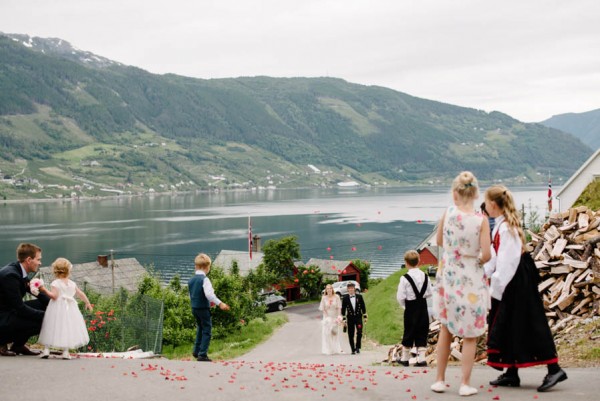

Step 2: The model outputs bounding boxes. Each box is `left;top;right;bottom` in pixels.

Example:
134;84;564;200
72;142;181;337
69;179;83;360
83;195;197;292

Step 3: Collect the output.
493;397;500;400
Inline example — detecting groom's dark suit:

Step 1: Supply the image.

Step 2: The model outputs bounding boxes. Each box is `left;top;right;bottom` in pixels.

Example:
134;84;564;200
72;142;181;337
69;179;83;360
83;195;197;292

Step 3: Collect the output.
0;262;49;347
341;292;367;353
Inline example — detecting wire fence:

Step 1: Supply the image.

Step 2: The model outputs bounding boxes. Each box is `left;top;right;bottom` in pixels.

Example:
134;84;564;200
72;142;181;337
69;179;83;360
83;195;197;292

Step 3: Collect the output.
83;293;164;355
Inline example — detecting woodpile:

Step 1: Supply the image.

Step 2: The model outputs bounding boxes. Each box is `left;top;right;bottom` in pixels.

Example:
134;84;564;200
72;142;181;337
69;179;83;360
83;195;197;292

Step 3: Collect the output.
385;206;599;366
532;206;600;330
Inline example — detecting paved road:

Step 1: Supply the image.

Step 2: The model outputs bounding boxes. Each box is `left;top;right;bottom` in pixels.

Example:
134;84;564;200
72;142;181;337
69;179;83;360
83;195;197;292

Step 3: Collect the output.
1;303;598;401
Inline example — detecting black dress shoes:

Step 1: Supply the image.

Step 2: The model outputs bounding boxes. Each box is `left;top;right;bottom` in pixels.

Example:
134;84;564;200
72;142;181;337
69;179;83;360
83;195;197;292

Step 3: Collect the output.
197;355;212;362
0;345;16;357
10;345;41;356
490;373;521;387
537;369;567;392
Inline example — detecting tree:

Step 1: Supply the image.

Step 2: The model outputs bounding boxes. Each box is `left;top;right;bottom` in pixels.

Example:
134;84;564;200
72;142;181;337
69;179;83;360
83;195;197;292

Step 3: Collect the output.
262;236;301;280
298;265;323;299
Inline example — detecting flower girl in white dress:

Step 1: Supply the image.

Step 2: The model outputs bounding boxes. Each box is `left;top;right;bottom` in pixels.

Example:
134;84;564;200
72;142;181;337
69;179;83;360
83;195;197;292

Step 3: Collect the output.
319;284;343;355
38;258;93;359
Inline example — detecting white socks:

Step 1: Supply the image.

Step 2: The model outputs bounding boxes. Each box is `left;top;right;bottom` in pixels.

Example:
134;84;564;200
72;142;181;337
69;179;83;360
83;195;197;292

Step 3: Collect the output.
400;346;411;362
417;347;426;363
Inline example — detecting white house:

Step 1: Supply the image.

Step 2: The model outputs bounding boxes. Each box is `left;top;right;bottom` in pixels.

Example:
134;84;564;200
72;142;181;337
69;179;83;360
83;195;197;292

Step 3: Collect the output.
555;148;600;211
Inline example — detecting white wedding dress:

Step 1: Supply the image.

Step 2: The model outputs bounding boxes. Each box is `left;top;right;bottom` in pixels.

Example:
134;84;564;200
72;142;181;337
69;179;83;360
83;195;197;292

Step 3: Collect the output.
319;294;343;355
38;279;90;349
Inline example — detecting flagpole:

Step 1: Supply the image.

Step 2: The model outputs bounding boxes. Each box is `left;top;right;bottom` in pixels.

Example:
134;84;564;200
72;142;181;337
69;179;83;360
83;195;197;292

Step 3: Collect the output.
248;216;252;266
547;171;552;217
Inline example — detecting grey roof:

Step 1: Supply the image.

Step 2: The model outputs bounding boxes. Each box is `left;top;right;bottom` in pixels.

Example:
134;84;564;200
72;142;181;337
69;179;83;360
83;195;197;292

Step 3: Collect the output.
213;250;264;275
38;258;147;295
305;258;353;279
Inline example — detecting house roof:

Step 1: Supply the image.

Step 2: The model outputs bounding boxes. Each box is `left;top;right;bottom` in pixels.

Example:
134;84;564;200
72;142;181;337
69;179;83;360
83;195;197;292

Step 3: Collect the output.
415;225;439;251
213;250;264;275
556;148;600;205
38;258;147;295
305;258;357;279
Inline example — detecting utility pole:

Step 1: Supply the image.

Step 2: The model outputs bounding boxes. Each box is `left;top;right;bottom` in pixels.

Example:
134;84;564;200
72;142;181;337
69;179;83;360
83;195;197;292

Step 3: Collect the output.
110;249;115;294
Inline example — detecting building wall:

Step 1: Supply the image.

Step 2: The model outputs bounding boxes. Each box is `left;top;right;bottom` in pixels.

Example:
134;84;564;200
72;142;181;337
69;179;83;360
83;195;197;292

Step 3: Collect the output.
418;248;438;266
556;149;600;210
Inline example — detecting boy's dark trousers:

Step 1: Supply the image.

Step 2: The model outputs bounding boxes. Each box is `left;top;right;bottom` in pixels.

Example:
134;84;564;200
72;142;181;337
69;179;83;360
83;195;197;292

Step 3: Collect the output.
346;315;363;353
192;308;212;358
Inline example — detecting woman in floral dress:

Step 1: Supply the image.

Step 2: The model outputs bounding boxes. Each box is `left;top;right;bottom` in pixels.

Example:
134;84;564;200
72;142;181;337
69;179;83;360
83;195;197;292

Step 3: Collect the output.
431;171;491;397
319;284;343;355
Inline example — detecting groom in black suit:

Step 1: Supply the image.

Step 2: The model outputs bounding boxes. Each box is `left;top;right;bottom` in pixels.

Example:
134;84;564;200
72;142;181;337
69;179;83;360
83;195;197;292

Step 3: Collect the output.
341;282;367;354
0;243;49;356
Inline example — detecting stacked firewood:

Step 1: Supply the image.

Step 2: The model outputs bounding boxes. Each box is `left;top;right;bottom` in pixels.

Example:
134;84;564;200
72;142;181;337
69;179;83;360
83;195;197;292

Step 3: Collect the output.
385;206;599;366
532;206;600;331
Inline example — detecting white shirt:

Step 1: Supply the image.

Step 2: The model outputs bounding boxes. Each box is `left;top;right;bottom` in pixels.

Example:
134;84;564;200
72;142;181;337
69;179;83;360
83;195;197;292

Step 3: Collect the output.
20;264;28;278
396;268;432;309
483;215;522;301
349;294;356;310
195;271;222;306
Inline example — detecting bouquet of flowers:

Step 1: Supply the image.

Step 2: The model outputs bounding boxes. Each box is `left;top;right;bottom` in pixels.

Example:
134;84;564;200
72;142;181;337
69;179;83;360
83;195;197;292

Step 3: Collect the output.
336;315;344;325
29;278;44;296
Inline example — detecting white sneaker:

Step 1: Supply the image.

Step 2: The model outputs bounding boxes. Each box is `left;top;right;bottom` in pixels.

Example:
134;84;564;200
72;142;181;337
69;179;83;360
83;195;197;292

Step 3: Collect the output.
62;349;71;360
431;381;446;393
40;348;50;359
459;384;478;396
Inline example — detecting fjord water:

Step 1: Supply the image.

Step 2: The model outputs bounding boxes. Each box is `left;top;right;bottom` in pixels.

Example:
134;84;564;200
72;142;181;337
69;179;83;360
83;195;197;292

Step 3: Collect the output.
0;186;550;281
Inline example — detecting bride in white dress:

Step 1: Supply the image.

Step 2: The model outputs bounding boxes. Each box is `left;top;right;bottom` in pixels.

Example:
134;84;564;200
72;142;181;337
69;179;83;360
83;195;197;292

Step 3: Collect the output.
319;284;343;355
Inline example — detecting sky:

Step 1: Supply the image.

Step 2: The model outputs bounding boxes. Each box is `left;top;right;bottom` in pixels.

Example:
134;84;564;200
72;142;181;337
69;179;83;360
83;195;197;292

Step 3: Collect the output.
1;0;599;122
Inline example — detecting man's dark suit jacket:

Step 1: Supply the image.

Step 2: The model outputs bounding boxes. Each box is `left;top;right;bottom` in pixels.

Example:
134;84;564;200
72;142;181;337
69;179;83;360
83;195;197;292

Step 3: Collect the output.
341;293;367;320
0;262;47;333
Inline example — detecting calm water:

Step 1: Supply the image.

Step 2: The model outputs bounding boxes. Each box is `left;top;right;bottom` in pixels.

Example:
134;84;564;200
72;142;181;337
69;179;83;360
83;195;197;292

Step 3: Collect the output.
0;186;551;281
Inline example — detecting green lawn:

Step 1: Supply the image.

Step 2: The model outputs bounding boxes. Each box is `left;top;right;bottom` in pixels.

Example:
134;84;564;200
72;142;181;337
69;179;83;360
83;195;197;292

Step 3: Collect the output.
363;269;406;345
162;312;288;360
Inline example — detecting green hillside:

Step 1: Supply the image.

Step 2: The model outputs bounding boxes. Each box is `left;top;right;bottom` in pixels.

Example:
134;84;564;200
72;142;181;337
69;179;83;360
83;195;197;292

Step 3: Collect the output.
0;34;593;200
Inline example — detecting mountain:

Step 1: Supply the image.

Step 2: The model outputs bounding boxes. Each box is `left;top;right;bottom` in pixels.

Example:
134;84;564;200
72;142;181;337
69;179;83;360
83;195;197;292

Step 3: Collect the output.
541;109;600;150
0;33;593;200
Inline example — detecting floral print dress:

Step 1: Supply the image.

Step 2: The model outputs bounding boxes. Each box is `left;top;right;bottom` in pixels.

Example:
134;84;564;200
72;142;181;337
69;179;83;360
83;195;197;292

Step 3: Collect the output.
433;206;489;338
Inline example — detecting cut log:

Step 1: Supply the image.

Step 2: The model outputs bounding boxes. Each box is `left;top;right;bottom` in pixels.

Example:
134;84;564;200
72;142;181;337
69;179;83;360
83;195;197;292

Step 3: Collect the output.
568;208;578;224
551;265;572;275
563;256;589;269
565;244;585;250
574;229;600;243
582;235;600;260
539;277;557;292
556;293;577;311
544;225;561;242
578;213;590;229
559;221;578;233
551;238;568;258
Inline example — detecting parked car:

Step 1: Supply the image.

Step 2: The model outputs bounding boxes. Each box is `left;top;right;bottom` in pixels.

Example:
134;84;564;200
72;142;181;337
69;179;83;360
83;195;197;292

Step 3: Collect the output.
256;292;287;312
330;280;361;297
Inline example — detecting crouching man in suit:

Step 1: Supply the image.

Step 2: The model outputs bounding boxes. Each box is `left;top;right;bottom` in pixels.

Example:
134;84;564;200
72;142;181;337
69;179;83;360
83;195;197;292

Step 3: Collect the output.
341;282;367;354
0;243;50;356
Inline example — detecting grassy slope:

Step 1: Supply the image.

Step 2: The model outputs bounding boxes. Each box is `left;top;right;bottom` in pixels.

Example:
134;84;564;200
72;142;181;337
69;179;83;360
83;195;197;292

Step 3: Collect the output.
362;269;406;345
162;312;288;360
574;178;600;210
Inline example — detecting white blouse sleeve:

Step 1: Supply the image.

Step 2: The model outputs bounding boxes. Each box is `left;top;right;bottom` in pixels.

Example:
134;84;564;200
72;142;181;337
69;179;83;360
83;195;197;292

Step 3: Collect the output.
396;276;407;308
490;225;522;301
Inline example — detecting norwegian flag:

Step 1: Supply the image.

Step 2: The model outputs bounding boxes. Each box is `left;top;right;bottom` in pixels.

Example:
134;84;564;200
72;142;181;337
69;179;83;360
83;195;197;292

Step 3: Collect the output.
248;216;253;260
547;178;553;212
